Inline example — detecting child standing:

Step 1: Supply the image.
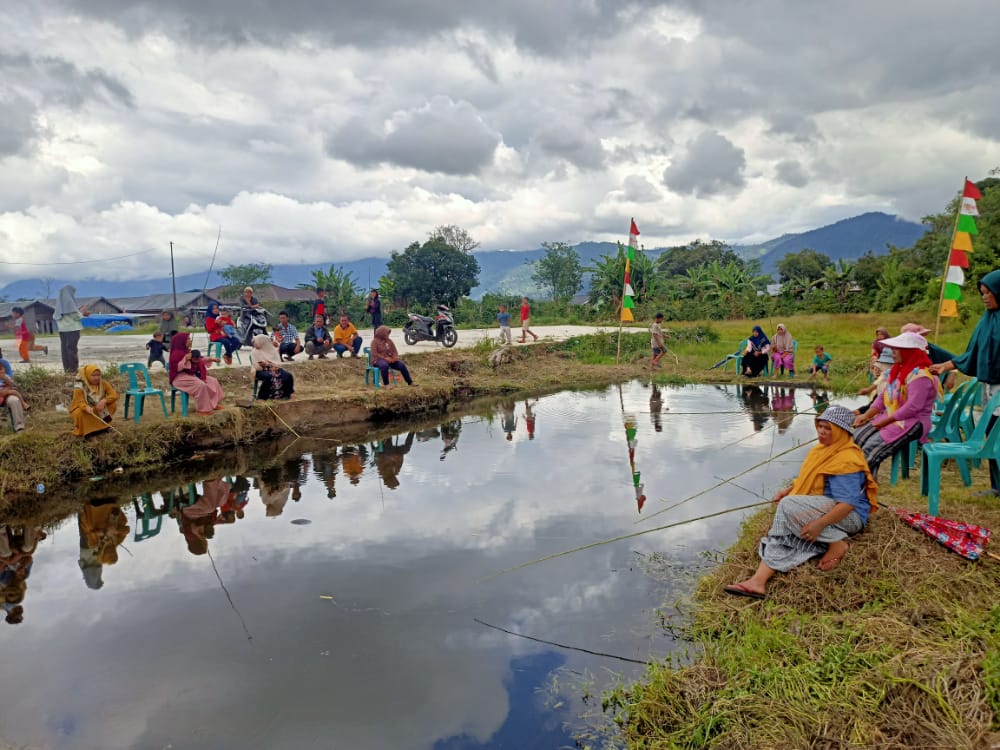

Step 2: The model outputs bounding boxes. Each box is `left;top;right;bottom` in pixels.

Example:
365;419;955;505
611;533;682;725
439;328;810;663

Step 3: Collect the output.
808;345;832;382
10;307;47;363
496;304;512;345
146;332;167;369
650;312;666;369
518;297;538;343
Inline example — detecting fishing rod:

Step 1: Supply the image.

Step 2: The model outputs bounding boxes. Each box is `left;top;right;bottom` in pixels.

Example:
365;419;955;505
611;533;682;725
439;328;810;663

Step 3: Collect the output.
473;617;651;666
482;499;773;581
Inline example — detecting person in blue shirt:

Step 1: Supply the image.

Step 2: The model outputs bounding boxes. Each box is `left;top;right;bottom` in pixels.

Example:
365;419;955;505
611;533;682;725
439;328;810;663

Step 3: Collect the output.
809;345;832;382
0;348;12;378
496;304;512;345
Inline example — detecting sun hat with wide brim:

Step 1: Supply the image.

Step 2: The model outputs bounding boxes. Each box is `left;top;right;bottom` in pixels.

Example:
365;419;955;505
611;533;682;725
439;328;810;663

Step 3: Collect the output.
815;405;855;434
901;323;932;336
878;331;928;350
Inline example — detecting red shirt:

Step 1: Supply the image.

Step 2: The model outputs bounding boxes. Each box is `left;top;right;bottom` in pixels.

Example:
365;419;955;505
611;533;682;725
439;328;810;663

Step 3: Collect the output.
520;303;530;322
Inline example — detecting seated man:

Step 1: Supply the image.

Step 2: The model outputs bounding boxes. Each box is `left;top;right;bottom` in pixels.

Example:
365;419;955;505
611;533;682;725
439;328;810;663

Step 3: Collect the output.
0;370;27;432
271;310;302;362
332;315;363;358
304;315;333;359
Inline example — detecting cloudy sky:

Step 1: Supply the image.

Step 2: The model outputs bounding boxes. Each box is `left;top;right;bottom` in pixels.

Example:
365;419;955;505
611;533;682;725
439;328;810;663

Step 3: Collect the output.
2;1;999;283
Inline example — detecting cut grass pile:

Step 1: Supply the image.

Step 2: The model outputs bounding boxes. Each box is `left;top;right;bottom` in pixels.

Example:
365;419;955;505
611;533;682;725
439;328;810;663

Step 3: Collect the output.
609;466;1000;749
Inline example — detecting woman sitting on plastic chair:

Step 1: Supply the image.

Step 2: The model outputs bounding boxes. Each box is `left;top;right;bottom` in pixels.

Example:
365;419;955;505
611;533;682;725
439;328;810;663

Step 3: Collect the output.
370;326;414;387
853;331;939;477
204;302;241;364
169;333;224;415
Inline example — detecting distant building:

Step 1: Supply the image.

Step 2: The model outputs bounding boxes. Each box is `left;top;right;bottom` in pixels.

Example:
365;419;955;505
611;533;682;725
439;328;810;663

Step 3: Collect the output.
206;284;315;306
0;300;55;335
41;296;124;316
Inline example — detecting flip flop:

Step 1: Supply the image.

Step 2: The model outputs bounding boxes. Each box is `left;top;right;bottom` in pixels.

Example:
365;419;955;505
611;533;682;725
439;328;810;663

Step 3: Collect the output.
723;583;765;600
817;545;848;572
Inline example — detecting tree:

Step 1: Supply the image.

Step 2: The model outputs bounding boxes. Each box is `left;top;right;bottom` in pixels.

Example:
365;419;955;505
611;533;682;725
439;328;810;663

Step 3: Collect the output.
220;263;273;295
298;264;360;314
386;238;480;308
776;249;832;285
531;242;583;302
657;239;744;278
586;245;657;310
427;225;479;253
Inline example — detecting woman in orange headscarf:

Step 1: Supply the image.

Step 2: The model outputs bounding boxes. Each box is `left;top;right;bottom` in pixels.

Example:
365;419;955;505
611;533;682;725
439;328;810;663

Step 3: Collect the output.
70;365;118;436
725;405;877;599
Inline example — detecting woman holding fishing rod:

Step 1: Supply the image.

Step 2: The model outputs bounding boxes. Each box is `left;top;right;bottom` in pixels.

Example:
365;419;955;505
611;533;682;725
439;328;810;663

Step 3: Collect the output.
724;406;877;600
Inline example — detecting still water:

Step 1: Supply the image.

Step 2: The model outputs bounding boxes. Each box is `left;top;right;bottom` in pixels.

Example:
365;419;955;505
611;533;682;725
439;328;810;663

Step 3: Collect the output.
0;382;835;749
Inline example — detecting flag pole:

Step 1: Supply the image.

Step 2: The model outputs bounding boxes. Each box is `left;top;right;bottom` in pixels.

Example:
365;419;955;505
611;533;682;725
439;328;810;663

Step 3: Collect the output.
616;238;625;365
934;176;967;342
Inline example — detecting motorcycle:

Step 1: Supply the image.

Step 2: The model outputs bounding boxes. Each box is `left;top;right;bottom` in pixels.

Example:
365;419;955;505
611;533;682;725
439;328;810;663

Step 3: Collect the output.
403;304;458;348
236;306;270;346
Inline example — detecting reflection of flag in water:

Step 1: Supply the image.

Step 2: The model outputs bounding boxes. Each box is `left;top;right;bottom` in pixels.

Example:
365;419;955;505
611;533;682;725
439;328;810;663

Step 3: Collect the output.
624;416;646;512
940;179;981;318
620;219;639;323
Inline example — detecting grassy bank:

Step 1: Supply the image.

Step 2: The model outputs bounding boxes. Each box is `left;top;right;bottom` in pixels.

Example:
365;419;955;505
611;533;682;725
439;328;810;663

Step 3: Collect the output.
608;459;1000;749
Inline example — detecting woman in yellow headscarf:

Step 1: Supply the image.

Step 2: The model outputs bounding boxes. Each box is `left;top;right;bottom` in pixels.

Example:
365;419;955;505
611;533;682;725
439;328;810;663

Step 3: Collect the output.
725;405;877;599
70;364;118;436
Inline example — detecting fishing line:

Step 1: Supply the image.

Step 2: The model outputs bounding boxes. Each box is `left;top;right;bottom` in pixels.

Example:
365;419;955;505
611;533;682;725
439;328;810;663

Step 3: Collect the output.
200;226;223;297
207;547;254;643
473;618;651;666
482;500;772;581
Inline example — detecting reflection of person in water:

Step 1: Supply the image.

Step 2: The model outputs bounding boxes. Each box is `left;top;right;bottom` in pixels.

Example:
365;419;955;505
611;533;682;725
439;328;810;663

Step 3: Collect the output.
741;385;771;432
259;467;292;517
770;388;797;434
219;476;251;522
180;478;230;554
810;389;831;415
649;385;663;433
440;420;462;459
340;445;368;485
311;450;340;498
1;525;45;625
374;432;415;489
524;400;537;440
499;399;517;441
78;499;130;589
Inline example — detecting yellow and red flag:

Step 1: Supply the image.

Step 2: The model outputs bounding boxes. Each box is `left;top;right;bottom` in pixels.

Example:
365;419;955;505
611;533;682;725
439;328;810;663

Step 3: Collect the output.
620;219;639;322
940;180;980;318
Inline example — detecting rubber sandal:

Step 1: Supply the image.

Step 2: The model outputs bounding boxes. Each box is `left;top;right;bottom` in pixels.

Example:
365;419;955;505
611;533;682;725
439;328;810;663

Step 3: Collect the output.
723;583;765;600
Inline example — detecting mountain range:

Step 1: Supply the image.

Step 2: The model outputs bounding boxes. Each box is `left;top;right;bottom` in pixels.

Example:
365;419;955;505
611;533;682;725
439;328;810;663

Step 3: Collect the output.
0;212;926;301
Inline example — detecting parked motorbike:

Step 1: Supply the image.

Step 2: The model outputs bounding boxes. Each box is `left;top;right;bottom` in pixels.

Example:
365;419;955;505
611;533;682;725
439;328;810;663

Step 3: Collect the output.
236;306;270;346
403;304;458;348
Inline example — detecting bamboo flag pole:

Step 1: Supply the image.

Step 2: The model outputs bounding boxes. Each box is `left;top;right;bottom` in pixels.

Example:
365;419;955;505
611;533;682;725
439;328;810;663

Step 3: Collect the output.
616;238;625;365
934;176;968;343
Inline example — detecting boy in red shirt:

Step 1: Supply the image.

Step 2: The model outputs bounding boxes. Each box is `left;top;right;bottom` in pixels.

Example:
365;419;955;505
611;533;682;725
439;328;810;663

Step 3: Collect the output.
518;297;538;343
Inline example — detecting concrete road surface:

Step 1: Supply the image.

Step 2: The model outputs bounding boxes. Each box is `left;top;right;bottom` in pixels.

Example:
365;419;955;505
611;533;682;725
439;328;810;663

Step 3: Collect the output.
3;325;635;374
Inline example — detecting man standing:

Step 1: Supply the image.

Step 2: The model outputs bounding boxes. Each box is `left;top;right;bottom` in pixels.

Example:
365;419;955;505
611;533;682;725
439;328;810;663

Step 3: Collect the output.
650;312;666;369
518;297;538;343
272;310;302;361
305;315;333;359
332;315;363;358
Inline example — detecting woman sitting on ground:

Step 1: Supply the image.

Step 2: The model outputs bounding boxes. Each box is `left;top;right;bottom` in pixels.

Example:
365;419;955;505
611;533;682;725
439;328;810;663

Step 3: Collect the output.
742;325;771;377
725;406;877;599
250;334;294;400
371;326;414;387
169;333;225;415
71;365;118;436
770;323;795;377
204;303;241;364
853;331;939;477
0;370;28;433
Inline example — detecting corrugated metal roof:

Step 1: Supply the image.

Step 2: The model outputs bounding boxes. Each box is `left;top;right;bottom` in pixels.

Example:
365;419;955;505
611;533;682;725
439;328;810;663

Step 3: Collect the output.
0;300;53;317
113;292;212;311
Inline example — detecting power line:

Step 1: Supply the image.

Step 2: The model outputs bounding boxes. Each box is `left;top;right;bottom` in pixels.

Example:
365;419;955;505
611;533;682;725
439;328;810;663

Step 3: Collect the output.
0;250;155;266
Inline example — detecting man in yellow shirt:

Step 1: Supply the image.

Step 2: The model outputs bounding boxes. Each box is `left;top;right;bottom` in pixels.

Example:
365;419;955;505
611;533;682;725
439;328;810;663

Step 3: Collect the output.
332;315;363;358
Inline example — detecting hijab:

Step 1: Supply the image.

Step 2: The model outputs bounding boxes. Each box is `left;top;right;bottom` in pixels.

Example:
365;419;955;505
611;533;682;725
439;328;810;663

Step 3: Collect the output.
206;303;220;320
168;332;191;383
772;323;793;351
748;325;769;351
888;344;932;386
952;269;1000;384
76;365;107;405
372;325;397;358
790;422;878;510
54;285;80;319
251;333;281;371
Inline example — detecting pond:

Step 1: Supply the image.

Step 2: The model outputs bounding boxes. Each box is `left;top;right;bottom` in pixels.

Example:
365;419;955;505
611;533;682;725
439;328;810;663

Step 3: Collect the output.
0;382;842;749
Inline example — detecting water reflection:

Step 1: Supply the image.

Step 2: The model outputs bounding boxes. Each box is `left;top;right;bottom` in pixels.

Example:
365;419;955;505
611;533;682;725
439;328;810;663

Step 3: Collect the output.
0;383;856;750
740;384;771;431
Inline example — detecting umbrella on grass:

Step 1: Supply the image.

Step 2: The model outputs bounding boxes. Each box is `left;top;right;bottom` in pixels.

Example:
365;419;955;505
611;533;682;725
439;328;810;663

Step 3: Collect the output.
894;509;998;562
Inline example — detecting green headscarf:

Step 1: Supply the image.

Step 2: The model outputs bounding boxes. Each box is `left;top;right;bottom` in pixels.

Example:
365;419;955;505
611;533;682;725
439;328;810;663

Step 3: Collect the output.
952;269;1000;384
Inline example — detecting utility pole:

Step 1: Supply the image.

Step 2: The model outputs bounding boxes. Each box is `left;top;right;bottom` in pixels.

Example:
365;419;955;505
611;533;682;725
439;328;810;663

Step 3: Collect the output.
170;241;178;315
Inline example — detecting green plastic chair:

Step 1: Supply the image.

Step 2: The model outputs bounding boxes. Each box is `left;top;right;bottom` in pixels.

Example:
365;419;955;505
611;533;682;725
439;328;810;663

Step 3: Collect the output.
119;362;168;423
210;340;242;363
363;347;399;388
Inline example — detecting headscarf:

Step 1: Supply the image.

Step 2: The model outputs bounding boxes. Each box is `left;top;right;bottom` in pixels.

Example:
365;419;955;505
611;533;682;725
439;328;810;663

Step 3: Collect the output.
75;365;108;406
888;343;932;386
748;325;769;351
772;323;793;352
790;420;878;510
251;333;281;371
168;332;191;383
54;285;80;320
951;269;1000;384
371;325;397;359
206;303;220;320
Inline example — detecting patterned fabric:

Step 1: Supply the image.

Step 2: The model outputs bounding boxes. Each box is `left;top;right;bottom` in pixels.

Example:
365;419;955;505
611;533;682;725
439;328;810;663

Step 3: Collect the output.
759;495;864;572
895;510;990;561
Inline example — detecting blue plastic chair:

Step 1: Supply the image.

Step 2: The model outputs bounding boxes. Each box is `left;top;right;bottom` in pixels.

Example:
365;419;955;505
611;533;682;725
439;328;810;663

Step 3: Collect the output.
119;363;168;423
921;389;1000;514
363;347;399;389
210;340;242;363
170;387;189;417
132;493;164;541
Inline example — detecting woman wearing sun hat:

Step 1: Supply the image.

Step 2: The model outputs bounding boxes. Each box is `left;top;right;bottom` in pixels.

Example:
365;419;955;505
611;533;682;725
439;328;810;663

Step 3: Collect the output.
724;405;878;599
853;330;940;477
930;269;1000;495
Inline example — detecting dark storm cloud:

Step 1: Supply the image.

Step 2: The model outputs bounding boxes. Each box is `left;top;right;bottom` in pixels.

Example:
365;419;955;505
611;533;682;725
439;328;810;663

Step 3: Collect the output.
56;0;662;54
775;160;808;188
1;52;134;109
663;130;746;196
327;96;501;175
